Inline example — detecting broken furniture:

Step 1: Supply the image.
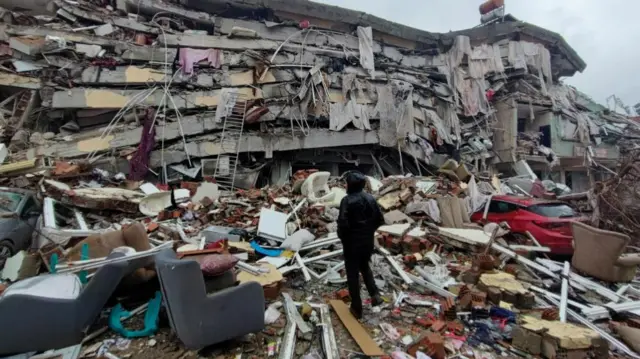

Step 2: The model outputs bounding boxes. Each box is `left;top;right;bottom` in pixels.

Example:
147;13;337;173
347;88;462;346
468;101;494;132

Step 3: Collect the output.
155;249;265;349
301;171;335;204
571;222;640;282
0;253;128;355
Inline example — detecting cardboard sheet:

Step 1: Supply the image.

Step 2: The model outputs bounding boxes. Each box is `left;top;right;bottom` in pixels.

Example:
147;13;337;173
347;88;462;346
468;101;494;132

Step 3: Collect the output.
237;263;282;286
330;300;385;356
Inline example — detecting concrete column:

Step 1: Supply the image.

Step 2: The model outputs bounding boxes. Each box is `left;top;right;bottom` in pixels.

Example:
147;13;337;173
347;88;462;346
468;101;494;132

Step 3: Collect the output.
493;99;518;163
270;159;291;186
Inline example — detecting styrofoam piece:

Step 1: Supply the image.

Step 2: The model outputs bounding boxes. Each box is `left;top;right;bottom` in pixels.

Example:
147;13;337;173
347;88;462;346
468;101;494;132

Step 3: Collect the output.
139;183;160;195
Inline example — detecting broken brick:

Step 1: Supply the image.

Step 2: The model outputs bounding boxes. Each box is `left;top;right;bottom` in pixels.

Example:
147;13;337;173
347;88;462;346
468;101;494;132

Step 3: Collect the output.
446;320;465;335
431;320;446;332
335;288;350;301
440;297;457;321
146;222;159;232
542;308;560;321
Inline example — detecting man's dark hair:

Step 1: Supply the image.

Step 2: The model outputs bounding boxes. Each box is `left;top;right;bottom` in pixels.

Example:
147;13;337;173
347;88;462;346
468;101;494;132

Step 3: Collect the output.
345;171;366;194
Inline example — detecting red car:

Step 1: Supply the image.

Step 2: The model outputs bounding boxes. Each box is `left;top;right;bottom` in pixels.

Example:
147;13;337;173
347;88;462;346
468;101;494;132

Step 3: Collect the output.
470;195;585;255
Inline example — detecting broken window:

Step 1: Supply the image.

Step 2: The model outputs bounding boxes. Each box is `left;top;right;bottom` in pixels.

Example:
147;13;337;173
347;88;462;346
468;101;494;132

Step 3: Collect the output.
37;197;99;249
488;200;519;213
0;192;23;213
562;120;578;141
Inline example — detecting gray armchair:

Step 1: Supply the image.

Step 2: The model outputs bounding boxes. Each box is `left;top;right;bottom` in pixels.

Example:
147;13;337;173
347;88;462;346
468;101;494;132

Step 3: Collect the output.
155;249;265;349
572;222;640;282
0;254;128;355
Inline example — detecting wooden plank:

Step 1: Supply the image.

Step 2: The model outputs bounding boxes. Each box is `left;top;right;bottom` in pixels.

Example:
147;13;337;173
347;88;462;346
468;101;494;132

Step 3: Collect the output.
329;299;385;356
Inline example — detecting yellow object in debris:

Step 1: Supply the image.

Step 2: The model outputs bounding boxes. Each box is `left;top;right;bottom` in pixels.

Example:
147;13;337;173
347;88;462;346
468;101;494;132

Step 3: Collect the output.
499;301;513;310
237;263;282;287
0;158;37;174
521;316;599;350
479;271;527;294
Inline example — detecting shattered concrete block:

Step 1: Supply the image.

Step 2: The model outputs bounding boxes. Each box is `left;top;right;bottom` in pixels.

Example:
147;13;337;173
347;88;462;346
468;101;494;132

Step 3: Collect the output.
502;290;518;304
590;337;609;358
486;287;502;304
94;24;115;36
461;269;481;285
9;36;46;55
75;44;103;58
518;292;536;309
512;326;542;355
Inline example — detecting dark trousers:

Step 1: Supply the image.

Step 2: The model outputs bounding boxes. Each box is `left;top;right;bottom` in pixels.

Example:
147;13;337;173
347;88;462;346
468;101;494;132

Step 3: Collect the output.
344;246;379;315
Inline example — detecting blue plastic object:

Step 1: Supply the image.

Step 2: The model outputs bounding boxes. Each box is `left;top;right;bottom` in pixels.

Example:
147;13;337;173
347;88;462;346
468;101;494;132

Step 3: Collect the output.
250;240;284;257
79;243;89;284
49;253;58;274
109;291;162;338
490;306;516;323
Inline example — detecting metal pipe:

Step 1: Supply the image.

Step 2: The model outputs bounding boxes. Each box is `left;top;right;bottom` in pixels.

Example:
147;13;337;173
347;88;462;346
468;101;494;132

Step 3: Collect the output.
407;272;455;298
277;321;296;359
492;243;558;278
536;258;627;302
302;249;343;264
300;238;341;251
319;305;340;359
378;247;413;285
560;261;570;322
528;286;590;311
295;253;311;281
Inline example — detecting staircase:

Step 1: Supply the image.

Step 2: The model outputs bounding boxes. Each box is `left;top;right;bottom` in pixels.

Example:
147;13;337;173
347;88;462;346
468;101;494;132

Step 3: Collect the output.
213;92;247;191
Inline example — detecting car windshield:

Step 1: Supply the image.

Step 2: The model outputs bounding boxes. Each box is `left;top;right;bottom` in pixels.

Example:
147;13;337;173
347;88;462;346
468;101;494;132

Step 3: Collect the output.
0;192;24;213
527;203;576;218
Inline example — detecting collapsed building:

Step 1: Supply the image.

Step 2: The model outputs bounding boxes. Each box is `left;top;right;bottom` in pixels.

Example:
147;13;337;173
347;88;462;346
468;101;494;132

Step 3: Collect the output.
0;0;638;191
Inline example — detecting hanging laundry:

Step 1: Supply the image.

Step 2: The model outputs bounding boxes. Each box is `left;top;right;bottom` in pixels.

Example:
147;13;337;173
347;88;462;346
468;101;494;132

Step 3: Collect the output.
128;108;156;181
179;48;223;74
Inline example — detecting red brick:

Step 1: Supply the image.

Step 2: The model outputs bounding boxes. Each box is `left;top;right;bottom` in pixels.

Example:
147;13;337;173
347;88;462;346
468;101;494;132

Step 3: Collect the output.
146;222;159;232
336;288;350;301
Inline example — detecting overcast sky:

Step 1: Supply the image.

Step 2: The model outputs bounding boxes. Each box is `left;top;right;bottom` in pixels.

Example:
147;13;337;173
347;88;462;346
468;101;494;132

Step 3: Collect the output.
315;0;639;114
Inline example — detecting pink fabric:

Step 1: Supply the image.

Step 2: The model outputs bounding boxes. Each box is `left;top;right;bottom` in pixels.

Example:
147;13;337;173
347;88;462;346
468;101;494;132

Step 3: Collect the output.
179;48;223;74
200;254;238;276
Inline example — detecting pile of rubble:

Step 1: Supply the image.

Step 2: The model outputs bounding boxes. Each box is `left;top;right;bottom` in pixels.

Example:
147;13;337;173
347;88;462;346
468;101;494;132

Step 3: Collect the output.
1;157;640;359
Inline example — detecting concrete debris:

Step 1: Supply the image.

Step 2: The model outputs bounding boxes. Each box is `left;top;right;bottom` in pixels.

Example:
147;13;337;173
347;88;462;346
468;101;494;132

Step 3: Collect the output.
0;0;639;358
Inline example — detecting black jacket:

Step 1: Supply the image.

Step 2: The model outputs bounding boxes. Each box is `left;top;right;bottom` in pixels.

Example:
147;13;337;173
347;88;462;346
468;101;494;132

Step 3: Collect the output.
337;172;385;250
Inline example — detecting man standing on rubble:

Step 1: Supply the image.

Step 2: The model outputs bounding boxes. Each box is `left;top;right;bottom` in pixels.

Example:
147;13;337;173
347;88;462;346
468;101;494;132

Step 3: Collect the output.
338;171;384;319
